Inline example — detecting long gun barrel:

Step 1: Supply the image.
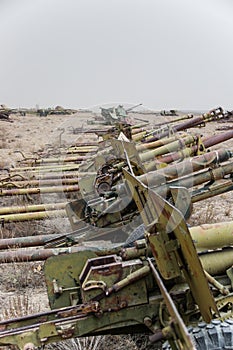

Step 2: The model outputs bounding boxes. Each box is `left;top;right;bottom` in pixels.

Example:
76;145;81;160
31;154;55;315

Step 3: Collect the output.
151;129;233;167
125;103;143;112
143;107;227;142
0;221;233;263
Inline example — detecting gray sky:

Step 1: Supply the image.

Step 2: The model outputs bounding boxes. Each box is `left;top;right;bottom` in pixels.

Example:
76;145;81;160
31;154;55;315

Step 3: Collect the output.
0;0;233;110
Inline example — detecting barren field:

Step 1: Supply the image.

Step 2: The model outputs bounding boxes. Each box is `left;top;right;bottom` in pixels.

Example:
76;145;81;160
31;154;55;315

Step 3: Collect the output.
0;109;233;350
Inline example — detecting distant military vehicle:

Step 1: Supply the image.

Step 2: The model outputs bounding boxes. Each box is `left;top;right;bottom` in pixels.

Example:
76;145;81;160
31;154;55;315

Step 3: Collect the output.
160;109;178;116
37;106;77;116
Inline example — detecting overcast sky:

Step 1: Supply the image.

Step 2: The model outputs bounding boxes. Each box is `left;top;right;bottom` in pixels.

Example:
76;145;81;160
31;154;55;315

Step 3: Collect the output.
0;0;232;110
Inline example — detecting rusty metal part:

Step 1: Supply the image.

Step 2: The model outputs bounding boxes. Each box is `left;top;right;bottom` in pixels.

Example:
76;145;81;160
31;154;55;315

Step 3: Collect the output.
148;258;195;350
124;169;219;322
0;234;63;249
104;264;150;296
204;270;230;295
0;246;83;262
0;230;232;298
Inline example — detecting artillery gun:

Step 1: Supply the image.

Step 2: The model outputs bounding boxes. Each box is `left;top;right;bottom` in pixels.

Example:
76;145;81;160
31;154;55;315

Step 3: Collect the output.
89;104;143;125
99;105;126;125
1;107;233;349
0;105;28;118
0;168;233;349
2;144;233;251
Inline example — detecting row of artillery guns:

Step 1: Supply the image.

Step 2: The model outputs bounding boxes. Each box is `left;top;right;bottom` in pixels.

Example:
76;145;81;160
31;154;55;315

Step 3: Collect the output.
1;107;233;349
0;104;78;120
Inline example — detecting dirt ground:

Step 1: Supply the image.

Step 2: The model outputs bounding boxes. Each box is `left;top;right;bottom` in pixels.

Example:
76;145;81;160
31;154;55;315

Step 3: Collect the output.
0;107;233;349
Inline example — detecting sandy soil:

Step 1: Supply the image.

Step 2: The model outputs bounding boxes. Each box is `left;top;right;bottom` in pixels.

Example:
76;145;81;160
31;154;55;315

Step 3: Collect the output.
0;112;96;166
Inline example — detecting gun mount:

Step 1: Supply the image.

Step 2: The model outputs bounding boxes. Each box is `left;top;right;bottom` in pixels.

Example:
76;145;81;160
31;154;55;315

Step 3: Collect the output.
95;104;143;125
65;139;233;241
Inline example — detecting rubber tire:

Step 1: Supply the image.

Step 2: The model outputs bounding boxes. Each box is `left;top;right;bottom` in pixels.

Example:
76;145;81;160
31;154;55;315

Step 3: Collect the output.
162;319;233;350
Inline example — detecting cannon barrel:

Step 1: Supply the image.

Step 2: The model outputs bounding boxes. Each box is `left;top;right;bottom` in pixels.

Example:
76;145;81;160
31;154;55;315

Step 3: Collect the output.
0;171;95;182
0;223;233;271
153;129;233;166
160;158;233;190
0;209;66;223
0;177;79;188
152;114;193;128
191;222;233;251
139;134;199;163
0;184;79;196
144;107;226;142
136;133;187;151
19;148;98;166
9;163;83;173
125;103;143;112
0;202;67;215
130;149;232;188
0;234;62;249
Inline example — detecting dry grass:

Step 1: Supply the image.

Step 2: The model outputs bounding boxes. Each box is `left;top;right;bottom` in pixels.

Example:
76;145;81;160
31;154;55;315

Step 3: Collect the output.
0;261;44;291
0;293;44;350
45;334;161;350
45;336;106;350
1;293;41;320
189;202;216;226
189;191;233;227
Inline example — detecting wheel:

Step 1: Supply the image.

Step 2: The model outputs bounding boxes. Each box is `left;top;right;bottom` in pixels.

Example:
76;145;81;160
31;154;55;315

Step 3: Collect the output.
162;319;233;350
